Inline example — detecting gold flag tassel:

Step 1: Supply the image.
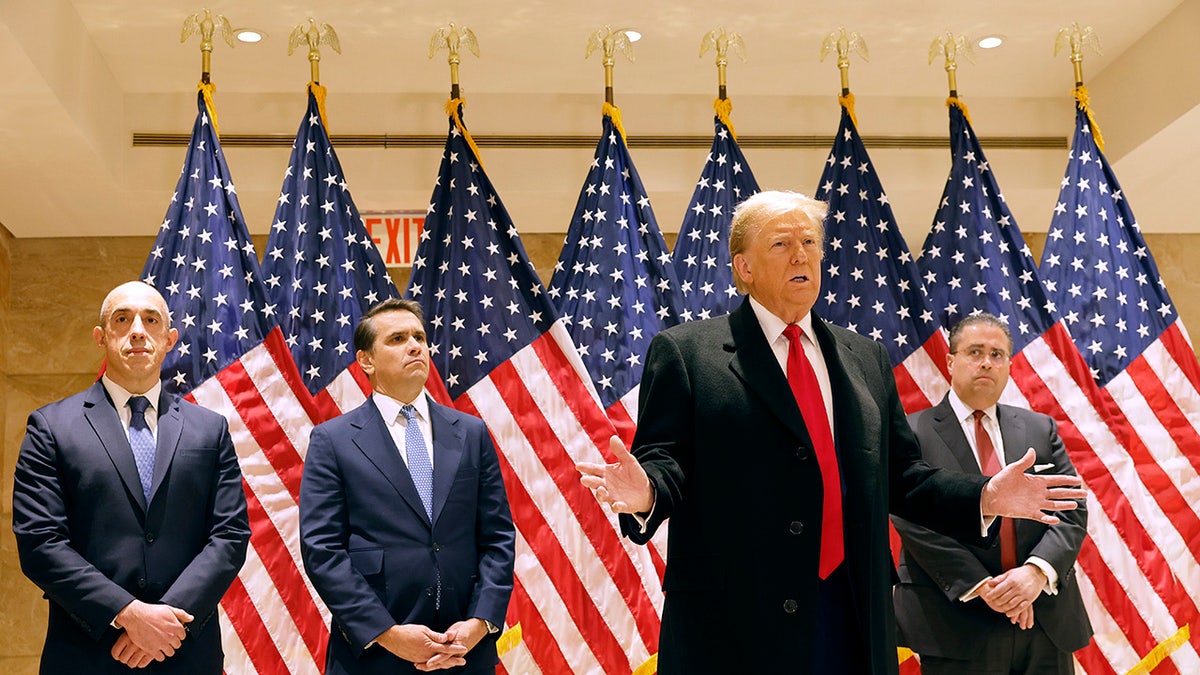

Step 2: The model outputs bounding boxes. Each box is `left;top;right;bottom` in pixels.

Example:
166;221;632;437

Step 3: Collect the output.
198;81;221;137
182;9;235;136
289;18;341;130
602;101;628;141
1055;23;1105;153
445;98;487;173
821;28;868;129
702;28;746;140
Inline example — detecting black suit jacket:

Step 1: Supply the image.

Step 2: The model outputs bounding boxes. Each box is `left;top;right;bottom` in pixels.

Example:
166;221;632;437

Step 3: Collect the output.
12;381;250;674
299;396;515;675
892;396;1092;659
618;298;988;675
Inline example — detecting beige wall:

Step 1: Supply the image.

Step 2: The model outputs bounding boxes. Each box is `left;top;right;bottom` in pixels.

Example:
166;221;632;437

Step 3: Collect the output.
3;230;1200;671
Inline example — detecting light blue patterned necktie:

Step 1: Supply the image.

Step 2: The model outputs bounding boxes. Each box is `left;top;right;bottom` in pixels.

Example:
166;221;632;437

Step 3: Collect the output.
401;404;434;519
128;396;156;504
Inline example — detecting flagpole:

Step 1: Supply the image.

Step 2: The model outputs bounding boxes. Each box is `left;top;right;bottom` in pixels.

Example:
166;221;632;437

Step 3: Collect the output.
821;28;868;126
820;28;867;98
929;31;974;100
430;22;479;100
1055;23;1106;152
180;9;235;86
701;28;744;102
289;18;341;86
586;26;636;106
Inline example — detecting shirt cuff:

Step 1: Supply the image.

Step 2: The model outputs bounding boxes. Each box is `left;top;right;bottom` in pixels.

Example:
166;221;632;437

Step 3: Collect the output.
631;490;657;533
1026;556;1059;595
483;619;499;634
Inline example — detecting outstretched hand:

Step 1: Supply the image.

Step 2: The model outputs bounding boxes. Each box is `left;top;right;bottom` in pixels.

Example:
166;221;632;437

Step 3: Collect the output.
981;449;1086;525
576;436;654;514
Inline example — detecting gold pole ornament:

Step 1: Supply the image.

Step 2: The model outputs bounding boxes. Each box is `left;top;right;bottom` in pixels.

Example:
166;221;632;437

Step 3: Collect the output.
1054;22;1105;151
289;18;341;86
820;28;869;127
700;28;745;102
586;26;636;109
429;22;479;101
180;9;234;86
929;31;974;123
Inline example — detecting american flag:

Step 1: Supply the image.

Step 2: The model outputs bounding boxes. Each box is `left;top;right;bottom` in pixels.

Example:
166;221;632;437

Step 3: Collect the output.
261;85;398;420
919;100;1200;674
812;103;950;413
1039;104;1200;673
672;108;759;322
406;101;664;675
141;87;331;675
547;109;682;446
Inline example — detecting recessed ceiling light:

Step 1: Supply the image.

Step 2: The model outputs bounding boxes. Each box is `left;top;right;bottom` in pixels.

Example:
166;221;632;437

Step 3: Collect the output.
624;30;642;42
235;29;265;44
978;35;1004;49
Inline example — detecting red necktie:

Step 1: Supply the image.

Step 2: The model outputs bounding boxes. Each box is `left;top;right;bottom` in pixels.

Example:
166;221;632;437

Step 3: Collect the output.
973;410;1018;570
783;325;844;579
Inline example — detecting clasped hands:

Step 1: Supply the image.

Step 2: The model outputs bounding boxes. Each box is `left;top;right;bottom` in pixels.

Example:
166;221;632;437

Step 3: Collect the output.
377;618;489;671
578;437;1087;527
978;563;1048;630
110;599;194;669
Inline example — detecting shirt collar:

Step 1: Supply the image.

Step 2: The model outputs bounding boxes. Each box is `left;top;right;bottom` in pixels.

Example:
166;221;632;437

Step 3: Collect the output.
373;390;430;426
101;375;162;414
947;388;998;425
748;295;815;345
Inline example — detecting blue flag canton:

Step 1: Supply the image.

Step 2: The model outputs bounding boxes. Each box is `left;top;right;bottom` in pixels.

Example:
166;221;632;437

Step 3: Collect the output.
548;114;682;409
918;105;1056;352
813;107;940;366
1040;108;1176;384
261;91;397;393
407;117;555;399
143;91;273;396
673;116;759;322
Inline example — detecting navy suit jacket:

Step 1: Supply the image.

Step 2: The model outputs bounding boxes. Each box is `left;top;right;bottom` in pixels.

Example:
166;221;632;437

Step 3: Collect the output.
300;396;515;675
618;299;989;675
892;397;1092;659
12;381;250;674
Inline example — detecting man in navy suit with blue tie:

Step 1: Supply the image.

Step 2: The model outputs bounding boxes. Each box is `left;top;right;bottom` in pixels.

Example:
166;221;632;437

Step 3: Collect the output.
300;298;515;674
12;281;250;673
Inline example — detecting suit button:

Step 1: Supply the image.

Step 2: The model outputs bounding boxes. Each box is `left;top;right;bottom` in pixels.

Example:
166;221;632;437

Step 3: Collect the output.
432;543;441;552
789;521;804;535
145;532;156;543
137;577;147;589
425;587;434;597
783;599;798;614
796;446;810;460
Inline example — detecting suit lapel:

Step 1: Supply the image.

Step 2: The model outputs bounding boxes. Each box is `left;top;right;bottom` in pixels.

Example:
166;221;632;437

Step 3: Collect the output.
352;399;430;525
726;299;810;444
930;397;984;475
429;398;465;527
83;382;147;511
149;391;184;505
997;404;1028;465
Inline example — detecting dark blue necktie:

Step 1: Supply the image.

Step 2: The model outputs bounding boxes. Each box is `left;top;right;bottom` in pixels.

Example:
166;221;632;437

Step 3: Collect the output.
401;404;434;519
128;396;156;503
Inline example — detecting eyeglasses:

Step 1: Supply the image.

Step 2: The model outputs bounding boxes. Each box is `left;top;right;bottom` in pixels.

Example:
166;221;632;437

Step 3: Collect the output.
952;347;1010;365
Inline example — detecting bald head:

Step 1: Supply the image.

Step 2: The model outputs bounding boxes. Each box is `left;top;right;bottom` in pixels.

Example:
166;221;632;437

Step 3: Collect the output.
99;281;172;329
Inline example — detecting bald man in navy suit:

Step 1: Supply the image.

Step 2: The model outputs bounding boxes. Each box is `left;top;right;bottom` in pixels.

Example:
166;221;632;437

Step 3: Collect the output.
13;281;249;673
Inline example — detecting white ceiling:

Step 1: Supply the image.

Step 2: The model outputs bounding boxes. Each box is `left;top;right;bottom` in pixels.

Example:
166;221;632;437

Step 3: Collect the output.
0;0;1195;240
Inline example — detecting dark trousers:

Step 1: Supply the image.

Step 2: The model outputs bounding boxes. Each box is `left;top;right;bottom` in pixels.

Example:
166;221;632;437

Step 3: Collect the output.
918;621;1074;675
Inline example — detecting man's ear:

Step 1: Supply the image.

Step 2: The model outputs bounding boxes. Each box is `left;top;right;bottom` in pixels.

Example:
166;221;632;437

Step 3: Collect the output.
732;253;752;285
356;349;374;376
